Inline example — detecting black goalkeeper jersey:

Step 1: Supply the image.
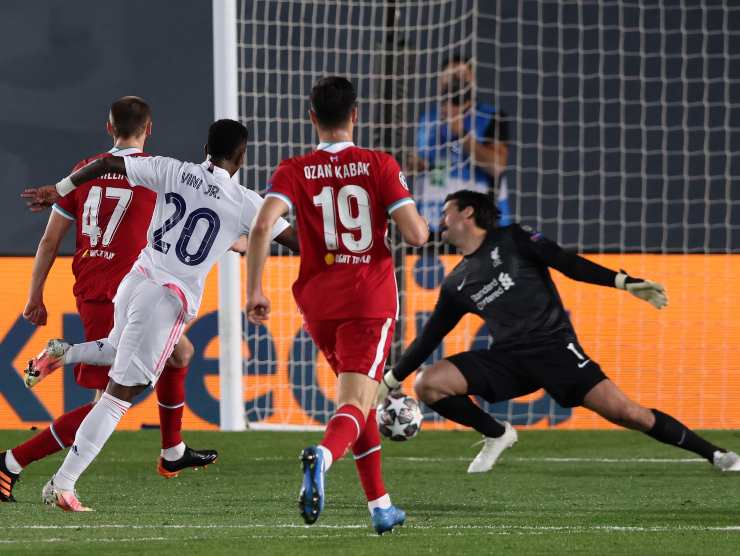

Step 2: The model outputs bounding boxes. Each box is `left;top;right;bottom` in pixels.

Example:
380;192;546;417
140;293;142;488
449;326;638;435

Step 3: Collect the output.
394;223;619;380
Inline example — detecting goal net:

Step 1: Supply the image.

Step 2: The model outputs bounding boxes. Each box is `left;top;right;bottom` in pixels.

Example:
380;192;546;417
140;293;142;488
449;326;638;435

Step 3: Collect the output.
234;0;739;430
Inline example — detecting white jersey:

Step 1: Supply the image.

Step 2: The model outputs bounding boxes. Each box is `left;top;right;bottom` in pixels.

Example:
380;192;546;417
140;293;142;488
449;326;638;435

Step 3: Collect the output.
123;156;289;319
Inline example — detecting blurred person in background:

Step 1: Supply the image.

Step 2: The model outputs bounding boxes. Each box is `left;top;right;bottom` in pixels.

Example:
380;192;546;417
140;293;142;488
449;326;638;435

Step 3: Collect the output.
408;54;512;246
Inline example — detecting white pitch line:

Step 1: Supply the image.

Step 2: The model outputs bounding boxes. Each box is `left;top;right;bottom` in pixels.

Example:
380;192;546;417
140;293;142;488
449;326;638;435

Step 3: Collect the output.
512;457;705;463
0;537;202;545
6;524;365;530
5;524;739;533
248;455;706;464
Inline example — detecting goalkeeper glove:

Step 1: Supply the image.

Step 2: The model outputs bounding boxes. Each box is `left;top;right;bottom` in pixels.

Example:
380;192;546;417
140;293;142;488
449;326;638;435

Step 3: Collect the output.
615;270;668;309
375;369;402;406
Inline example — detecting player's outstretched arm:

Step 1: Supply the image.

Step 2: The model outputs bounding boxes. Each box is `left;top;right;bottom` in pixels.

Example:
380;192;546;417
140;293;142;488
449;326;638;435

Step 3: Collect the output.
245;196;289;324
514;225;667;309
23;211;73;326
615;270;668;309
390;203;429;247
377;290;465;404
551;253;667;309
22;157;127;208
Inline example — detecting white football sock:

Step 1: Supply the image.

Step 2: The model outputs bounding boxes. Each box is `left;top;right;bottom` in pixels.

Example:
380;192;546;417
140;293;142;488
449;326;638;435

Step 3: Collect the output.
64;339;116;366
317;445;333;472
53;392;130;491
161;441;186;461
368;493;392;514
5;450;22;474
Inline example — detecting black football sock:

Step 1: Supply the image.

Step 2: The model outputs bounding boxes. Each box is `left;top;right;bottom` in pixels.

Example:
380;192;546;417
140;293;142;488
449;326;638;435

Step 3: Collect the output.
645;409;722;462
429;395;505;438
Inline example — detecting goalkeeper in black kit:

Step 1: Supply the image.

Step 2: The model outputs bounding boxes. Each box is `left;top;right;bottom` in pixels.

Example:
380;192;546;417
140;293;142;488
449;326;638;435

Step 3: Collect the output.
377;190;739;474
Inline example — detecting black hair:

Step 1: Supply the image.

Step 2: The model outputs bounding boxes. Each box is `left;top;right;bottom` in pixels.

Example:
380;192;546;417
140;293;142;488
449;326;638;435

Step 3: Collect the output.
310;76;357;128
109;96;151;139
207;119;248;161
444;189;501;229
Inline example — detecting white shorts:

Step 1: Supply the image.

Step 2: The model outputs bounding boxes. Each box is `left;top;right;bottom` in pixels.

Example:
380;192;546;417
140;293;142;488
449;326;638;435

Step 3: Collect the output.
107;270;188;387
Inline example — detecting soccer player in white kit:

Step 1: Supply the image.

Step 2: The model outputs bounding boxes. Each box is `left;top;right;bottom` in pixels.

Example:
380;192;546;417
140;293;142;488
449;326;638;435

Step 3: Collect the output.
23;120;296;511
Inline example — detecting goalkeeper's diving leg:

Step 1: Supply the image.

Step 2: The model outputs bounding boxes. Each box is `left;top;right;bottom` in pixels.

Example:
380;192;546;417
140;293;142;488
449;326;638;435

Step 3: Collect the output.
582;379;740;471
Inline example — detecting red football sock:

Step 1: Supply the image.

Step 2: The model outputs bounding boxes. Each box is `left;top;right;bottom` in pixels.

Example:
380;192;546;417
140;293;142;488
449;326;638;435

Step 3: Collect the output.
319;404;365;463
352;409;387;502
12;403;94;468
156;365;187;449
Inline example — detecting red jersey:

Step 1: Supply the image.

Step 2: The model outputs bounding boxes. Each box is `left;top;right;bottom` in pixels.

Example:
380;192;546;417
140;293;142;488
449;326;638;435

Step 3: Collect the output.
267;142;414;320
53;148;156;302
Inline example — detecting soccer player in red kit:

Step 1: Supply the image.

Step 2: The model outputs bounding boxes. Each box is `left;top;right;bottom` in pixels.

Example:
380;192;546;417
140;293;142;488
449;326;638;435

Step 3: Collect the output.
246;77;429;534
0;97;215;503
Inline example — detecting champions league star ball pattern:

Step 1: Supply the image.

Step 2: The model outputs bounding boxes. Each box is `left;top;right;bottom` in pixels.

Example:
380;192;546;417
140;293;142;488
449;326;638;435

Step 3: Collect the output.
376;391;423;441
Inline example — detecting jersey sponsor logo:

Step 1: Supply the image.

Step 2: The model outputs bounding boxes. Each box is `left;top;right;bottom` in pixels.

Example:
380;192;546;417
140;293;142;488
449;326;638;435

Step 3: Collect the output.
323;252;372;266
331;253;372;265
83;249;116;260
456;277;467;291
470;272;515;310
490;247;502;267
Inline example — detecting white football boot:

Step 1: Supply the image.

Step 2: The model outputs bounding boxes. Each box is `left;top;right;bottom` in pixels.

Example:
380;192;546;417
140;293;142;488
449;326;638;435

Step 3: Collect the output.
467;421;518;473
712;450;740;472
25;339;71;388
42;477;92;512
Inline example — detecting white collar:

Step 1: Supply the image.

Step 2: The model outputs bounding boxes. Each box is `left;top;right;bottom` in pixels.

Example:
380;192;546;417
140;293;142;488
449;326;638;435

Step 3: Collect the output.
108;146;142;156
317;141;354;153
200;159;232;180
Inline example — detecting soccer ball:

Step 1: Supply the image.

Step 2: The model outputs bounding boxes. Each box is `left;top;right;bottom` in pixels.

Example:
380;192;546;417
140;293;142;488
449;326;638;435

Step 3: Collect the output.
376;391;423;441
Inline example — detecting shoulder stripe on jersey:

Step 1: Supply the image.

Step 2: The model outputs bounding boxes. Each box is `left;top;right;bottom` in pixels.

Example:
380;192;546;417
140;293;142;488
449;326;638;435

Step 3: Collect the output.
317;141;354;153
387;197;415;215
52;204;75;221
265;192;294;211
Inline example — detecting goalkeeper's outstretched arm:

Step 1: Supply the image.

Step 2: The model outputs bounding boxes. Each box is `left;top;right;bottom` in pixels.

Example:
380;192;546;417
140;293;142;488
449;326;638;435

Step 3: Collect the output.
377;289;465;402
513;225;668;309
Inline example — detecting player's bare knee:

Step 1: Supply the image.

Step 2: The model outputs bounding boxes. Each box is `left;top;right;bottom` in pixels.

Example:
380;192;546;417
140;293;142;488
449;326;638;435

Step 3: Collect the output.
413;367;448;404
168;336;194;368
413;372;434;403
105;380;147;403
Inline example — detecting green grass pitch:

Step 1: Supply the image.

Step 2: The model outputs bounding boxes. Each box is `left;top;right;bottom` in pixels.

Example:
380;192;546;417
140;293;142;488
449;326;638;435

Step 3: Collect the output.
2;429;739;554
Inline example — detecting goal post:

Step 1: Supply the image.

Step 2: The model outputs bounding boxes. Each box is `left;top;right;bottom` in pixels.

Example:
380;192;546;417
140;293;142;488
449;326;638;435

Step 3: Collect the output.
213;0;246;432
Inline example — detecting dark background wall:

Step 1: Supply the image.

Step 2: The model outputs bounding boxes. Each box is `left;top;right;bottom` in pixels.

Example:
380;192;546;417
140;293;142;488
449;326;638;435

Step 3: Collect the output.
1;1;737;254
0;0;213;255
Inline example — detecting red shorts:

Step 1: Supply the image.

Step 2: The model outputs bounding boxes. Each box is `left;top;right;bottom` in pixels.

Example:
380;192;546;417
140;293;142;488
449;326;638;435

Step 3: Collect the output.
303;317;395;381
74;298;114;390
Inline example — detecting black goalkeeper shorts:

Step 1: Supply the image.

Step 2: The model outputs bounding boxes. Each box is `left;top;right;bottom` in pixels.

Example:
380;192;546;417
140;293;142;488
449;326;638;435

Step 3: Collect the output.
447;337;608;408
